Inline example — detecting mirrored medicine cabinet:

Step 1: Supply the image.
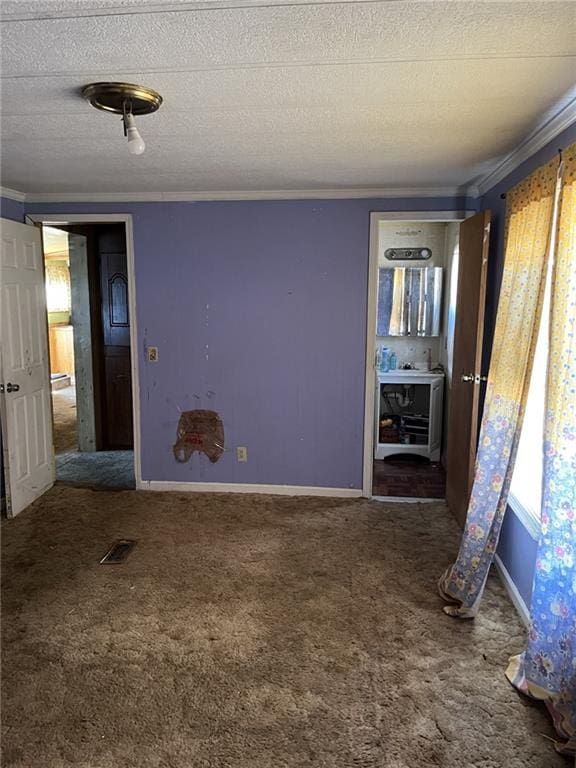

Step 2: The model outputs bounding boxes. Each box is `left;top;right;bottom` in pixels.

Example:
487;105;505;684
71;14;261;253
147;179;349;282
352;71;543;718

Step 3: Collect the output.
377;267;443;337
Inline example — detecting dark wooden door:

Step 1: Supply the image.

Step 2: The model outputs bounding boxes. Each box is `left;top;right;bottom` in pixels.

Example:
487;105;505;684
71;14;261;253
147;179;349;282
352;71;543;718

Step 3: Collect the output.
99;226;133;449
446;210;491;527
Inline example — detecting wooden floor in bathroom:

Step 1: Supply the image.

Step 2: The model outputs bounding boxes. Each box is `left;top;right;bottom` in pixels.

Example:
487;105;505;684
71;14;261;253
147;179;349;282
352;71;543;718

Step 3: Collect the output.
372;456;446;498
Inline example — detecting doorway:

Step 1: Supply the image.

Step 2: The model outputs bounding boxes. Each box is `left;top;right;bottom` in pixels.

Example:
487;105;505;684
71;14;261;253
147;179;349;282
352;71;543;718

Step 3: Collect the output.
363;211;477;501
39;218;137;490
44;227;77;452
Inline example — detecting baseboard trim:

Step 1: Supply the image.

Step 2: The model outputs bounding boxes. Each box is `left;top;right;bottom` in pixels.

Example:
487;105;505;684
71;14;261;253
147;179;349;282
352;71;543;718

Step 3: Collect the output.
137;480;362;498
494;554;530;628
371;495;443;504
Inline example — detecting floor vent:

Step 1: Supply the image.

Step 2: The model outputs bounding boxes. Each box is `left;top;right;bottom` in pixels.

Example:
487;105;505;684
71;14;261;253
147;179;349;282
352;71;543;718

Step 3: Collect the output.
100;539;137;564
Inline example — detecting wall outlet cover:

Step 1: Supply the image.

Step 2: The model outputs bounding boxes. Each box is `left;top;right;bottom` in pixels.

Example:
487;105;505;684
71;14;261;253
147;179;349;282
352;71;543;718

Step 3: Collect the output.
236;446;248;462
147;346;159;362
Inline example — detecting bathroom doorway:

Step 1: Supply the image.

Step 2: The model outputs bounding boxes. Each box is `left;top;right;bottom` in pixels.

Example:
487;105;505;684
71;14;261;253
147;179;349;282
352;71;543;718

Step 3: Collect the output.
363;210;490;504
43;227;78;454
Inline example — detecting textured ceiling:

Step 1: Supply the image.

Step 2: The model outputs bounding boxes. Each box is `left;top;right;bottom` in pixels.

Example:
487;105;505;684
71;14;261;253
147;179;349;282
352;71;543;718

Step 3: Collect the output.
1;0;575;196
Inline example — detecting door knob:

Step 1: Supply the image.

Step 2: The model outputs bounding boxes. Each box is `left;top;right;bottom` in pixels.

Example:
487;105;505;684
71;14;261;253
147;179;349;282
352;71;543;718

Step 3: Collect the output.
6;383;20;393
461;374;475;382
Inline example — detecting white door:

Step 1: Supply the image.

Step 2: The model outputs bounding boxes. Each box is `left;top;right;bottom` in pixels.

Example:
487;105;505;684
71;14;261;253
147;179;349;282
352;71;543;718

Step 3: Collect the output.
1;218;55;517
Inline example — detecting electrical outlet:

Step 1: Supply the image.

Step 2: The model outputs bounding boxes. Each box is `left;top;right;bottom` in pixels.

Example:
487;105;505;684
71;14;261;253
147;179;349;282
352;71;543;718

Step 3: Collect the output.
147;346;159;362
236;446;248;463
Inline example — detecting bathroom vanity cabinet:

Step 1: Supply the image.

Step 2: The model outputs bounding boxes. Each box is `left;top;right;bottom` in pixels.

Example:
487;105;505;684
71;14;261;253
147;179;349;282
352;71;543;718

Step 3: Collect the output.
374;371;444;461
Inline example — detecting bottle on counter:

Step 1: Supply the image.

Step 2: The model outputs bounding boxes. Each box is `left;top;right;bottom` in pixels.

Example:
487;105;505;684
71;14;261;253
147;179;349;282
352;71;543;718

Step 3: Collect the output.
379;347;390;372
389;351;397;370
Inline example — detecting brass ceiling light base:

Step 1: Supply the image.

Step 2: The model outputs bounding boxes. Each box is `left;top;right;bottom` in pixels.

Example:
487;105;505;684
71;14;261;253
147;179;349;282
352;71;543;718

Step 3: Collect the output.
82;82;162;156
81;82;163;115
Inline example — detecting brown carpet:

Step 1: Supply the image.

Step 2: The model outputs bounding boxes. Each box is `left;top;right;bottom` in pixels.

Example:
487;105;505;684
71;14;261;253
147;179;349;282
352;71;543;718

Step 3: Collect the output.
51;385;78;454
1;487;567;768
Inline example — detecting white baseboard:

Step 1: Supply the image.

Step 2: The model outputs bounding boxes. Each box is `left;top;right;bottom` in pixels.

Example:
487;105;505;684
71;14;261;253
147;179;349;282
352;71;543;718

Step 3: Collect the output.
137;480;362;498
494;554;530;628
371;495;443;504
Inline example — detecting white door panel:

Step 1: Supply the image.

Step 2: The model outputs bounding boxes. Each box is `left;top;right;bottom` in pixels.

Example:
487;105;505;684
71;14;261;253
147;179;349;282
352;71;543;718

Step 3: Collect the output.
1;218;55;517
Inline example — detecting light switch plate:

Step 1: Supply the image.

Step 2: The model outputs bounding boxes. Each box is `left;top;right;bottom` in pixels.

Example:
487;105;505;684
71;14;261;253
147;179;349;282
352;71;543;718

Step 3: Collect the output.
236;446;248;462
147;346;159;362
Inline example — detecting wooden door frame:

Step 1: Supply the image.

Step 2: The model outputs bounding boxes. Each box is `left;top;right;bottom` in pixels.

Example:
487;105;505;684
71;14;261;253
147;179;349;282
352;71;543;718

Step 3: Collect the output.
25;213;141;488
363;210;475;499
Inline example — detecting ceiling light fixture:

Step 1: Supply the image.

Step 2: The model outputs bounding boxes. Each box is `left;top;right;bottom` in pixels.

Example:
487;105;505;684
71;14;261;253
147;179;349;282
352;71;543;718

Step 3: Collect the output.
81;82;163;156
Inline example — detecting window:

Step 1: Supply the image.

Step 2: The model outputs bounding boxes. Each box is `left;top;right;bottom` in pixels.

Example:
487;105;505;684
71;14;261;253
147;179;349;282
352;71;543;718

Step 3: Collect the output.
508;177;561;536
508;271;550;534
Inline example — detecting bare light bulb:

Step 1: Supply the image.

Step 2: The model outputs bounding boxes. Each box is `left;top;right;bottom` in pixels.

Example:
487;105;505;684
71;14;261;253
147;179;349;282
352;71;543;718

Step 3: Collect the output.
124;113;145;155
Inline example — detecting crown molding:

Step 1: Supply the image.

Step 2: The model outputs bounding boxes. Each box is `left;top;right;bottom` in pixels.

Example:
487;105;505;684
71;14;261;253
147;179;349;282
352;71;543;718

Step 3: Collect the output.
21;186;469;204
4;90;574;204
474;89;576;197
0;185;26;202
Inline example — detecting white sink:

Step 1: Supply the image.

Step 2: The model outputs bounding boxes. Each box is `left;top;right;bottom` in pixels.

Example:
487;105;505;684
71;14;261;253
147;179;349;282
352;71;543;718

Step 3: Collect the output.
377;369;444;379
392;368;427;375
378;368;429;375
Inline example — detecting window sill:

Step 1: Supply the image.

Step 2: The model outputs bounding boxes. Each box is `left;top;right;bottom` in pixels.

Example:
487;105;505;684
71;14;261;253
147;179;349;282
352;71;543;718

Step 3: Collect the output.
507;492;541;541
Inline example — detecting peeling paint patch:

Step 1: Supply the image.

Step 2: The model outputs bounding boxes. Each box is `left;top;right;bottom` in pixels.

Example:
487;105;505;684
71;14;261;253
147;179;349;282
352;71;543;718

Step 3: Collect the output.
173;409;224;464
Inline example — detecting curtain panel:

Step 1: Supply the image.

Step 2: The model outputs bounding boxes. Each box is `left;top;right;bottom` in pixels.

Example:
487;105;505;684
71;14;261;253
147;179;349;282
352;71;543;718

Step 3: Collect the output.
438;156;558;617
506;142;576;755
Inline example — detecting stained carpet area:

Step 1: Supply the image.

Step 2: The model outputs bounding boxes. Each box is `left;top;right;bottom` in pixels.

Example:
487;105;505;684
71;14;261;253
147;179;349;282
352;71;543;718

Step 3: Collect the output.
1;488;566;768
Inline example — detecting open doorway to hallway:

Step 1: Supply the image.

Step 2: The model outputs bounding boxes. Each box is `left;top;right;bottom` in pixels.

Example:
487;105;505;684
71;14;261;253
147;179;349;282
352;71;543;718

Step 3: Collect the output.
42;223;135;490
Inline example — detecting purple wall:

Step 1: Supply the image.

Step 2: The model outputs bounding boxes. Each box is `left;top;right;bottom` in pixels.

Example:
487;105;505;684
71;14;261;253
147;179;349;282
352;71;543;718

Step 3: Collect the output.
0;196;25;222
481;121;576;608
497;511;539;610
26;196;474;488
10;124;575;607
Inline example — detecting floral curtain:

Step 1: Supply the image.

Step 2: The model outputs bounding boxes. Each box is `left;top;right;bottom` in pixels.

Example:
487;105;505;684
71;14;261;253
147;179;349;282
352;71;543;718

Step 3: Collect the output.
438;156;558;617
505;142;576;755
